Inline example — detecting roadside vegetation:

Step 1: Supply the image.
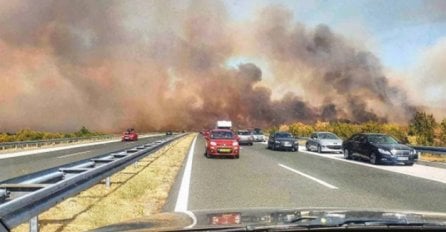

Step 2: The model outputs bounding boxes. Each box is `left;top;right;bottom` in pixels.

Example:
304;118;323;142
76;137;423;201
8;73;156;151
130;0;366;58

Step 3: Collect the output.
268;111;446;147
0;127;105;143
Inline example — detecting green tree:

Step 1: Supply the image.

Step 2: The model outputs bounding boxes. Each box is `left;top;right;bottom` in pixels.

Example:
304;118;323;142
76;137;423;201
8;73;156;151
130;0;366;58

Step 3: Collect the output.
409;111;436;145
439;119;446;146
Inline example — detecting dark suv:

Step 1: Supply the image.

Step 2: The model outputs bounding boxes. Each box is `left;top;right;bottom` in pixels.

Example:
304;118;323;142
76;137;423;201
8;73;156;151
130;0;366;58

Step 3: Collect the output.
342;133;417;165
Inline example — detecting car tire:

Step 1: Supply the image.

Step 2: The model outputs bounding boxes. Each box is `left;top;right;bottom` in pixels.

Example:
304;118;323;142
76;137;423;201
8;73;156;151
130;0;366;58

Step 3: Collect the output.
317;145;322;153
250;143;253;146
405;162;414;166
235;155;239;159
370;153;378;165
272;144;276;151
305;143;310;151
344;149;352;160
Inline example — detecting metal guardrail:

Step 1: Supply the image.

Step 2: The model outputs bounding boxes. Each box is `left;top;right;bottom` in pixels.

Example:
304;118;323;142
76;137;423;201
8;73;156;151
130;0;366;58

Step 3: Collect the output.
411;146;446;155
0;135;116;151
0;133;185;231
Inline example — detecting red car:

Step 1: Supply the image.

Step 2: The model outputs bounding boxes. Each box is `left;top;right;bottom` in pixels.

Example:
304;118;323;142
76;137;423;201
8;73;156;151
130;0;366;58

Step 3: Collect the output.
205;129;240;159
122;128;138;141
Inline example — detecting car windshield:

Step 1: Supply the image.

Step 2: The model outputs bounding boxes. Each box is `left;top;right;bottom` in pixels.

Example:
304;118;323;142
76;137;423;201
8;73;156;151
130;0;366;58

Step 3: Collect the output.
238;131;251;135
3;1;446;231
276;133;293;138
211;131;234;139
318;133;339;140
367;135;399;144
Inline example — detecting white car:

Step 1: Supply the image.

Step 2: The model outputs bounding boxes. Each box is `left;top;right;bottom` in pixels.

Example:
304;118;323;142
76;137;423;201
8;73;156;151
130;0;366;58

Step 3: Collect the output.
306;132;343;153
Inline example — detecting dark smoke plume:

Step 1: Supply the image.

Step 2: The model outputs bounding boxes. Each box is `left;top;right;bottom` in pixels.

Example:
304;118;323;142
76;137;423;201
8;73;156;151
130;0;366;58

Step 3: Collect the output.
0;1;416;132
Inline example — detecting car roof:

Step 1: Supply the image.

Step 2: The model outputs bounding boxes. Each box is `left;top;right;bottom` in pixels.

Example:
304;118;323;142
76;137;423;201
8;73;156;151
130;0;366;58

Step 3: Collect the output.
275;131;291;134
315;131;335;134
354;133;386;136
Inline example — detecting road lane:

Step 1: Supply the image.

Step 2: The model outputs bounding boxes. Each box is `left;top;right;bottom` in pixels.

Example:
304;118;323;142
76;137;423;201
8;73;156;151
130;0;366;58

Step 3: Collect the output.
0;135;167;181
185;135;446;213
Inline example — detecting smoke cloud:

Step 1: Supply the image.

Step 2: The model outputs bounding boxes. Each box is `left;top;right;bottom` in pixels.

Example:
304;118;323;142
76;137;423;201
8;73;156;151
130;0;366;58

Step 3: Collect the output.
0;1;417;132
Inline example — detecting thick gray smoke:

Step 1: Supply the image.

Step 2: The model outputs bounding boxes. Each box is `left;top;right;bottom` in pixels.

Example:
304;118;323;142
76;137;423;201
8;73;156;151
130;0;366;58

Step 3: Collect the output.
0;1;416;132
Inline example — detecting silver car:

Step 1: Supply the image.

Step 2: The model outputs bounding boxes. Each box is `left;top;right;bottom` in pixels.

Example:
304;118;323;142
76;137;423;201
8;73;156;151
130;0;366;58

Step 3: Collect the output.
237;130;254;145
306;132;343;153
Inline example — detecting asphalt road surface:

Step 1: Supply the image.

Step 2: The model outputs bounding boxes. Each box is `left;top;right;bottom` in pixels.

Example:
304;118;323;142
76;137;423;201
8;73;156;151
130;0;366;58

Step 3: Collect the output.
168;135;446;213
0;135;166;182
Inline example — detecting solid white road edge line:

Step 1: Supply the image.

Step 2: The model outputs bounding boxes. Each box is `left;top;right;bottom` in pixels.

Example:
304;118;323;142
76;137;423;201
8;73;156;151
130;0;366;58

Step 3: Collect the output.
278;163;339;189
298;146;446;185
175;135;197;212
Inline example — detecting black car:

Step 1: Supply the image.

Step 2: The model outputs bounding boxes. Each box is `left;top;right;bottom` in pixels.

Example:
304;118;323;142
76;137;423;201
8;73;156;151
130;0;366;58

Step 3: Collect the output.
267;132;298;151
342;133;418;165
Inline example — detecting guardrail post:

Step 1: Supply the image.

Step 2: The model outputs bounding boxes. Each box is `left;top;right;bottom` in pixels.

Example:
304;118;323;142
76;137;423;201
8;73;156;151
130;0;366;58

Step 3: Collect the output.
29;216;39;232
105;177;111;189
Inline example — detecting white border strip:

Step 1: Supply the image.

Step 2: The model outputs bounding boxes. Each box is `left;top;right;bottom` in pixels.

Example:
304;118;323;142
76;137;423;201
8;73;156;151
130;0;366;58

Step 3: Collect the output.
279;163;338;189
175;136;197;212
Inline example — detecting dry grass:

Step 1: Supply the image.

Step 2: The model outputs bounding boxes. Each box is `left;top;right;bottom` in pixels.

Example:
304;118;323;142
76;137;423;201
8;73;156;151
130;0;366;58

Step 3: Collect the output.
420;153;446;163
12;134;195;232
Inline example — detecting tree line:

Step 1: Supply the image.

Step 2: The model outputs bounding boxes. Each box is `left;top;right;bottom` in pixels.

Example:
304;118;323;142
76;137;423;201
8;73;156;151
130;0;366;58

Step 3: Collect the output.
268;111;446;146
0;126;104;143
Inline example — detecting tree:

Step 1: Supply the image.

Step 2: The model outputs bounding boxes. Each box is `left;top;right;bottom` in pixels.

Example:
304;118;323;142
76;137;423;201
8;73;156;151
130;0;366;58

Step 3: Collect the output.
408;111;436;145
439;119;446;146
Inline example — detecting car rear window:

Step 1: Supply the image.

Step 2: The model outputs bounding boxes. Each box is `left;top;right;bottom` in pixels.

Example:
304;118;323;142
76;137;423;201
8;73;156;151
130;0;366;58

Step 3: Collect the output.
211;131;234;139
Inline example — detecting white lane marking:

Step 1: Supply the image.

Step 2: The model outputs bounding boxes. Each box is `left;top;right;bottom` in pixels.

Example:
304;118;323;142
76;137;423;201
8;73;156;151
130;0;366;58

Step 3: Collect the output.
299;146;446;185
175;136;197;212
0;134;162;159
278;163;338;189
57;150;92;159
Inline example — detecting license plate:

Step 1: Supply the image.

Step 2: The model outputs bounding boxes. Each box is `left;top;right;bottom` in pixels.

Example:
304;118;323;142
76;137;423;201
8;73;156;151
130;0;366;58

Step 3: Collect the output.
397;157;409;161
218;148;231;153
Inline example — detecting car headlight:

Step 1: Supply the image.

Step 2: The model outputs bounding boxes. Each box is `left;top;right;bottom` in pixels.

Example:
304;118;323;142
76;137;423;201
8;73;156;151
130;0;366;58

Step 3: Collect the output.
210;141;217;146
233;141;239;146
378;148;392;155
410;149;417;155
275;141;281;144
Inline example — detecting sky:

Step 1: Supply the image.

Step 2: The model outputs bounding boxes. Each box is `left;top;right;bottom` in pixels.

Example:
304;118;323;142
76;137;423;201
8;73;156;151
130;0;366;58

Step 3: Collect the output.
224;0;446;71
1;0;446;132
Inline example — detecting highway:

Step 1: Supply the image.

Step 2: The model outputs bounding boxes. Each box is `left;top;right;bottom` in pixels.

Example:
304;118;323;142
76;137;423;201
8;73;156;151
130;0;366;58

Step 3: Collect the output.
0;135;166;182
168;135;446;213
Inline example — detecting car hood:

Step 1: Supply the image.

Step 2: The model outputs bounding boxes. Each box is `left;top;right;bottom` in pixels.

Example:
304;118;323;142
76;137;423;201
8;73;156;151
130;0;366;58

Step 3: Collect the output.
210;139;236;146
319;139;343;145
374;143;412;150
90;207;446;231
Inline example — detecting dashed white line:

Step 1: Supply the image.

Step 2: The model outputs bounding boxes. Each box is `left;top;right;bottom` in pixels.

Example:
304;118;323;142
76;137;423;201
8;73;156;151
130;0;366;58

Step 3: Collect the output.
175;136;197;212
299;146;446;185
278;163;339;189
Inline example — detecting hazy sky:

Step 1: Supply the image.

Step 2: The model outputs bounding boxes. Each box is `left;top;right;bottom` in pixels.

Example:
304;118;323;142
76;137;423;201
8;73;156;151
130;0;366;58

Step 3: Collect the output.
224;0;446;70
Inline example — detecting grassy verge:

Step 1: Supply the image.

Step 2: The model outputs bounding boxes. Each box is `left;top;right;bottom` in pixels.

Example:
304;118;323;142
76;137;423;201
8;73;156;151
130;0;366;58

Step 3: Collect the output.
420;153;446;163
12;134;195;232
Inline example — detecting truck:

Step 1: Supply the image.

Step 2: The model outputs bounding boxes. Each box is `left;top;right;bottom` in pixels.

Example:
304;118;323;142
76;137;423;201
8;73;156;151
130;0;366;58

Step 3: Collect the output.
216;120;232;130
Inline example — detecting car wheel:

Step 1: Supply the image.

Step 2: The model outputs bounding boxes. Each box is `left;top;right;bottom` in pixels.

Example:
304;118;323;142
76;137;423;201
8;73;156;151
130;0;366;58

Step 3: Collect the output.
272;144;276;151
343;149;351;160
235;155;239;159
370;153;378;165
405;162;414;166
305;143;310;151
317;144;322;153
